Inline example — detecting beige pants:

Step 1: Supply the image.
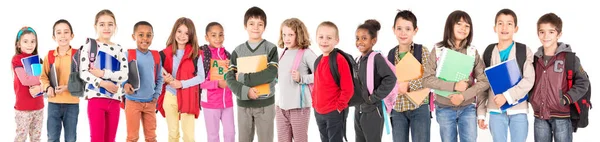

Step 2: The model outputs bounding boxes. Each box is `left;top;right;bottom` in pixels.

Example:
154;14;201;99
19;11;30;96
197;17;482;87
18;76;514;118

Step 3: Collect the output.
164;91;196;142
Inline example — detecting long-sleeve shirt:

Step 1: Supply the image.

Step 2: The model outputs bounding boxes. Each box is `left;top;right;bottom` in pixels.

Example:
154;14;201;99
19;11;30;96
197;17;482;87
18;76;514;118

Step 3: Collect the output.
313;52;354;114
40;47;79;104
277;48;317;110
12;53;44;110
165;49;205;95
125;49;164;102
79;40;128;100
357;51;397;112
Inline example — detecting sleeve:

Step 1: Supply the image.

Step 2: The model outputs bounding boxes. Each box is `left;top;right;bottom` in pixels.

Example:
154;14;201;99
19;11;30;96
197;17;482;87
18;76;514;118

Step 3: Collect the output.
461;51;490;101
14;67;41;86
79;43;103;88
102;46;128;83
299;50;317;84
365;55;397;104
503;47;535;104
40;55;51;90
336;54;354;112
422;48;456;91
564;55;590;104
476;91;489;120
225;51;250;100
241;47;279;87
153;59;165;99
181;56;205;88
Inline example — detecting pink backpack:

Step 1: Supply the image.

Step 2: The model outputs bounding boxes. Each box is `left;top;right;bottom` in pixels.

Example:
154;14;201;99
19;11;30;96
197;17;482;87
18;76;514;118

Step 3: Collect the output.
281;48;314;108
366;51;398;134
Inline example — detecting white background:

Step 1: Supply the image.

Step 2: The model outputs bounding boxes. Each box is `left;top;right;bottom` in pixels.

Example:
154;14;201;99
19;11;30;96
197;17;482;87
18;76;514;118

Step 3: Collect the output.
1;0;598;141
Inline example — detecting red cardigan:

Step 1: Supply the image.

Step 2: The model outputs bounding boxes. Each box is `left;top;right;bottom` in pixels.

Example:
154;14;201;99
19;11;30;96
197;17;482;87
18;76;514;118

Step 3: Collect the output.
312;53;354;114
12;53;44;111
157;44;201;118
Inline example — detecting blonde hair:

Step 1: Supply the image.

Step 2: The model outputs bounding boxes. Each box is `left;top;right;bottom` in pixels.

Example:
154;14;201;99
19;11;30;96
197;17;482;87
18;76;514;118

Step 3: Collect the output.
278;18;310;49
317;21;339;39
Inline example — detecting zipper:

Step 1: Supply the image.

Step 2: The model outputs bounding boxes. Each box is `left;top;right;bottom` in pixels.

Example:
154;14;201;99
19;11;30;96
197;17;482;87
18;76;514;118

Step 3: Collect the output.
222;88;226;108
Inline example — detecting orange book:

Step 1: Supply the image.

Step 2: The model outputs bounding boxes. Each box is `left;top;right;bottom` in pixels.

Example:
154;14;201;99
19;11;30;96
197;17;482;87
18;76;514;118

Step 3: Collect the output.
237;55;270;96
209;59;229;80
406;88;430;106
395;52;422;82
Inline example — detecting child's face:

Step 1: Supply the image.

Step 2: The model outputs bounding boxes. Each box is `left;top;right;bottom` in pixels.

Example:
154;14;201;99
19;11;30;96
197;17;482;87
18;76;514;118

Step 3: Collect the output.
133;25;153;50
494;14;518;41
355;29;375;54
19;33;36;54
538;23;562;48
205;25;224;48
281;26;297;48
245;17;265;40
175;24;190;45
316;26;339;54
53;23;73;47
95;15;116;39
453;18;471;41
394;18;417;46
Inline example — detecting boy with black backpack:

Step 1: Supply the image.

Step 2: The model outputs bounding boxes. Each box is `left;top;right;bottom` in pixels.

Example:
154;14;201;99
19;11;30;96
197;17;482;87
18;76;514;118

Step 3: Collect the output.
530;13;590;142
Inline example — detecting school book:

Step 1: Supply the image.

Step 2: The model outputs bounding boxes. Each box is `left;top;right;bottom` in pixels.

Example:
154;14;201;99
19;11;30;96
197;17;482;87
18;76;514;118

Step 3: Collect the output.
21;55;42;76
395;52;422;82
209;59;229;81
49;65;58;88
127;60;140;91
433;49;475;98
89;51;121;97
484;59;528;110
407;88;430;106
237;55;270;96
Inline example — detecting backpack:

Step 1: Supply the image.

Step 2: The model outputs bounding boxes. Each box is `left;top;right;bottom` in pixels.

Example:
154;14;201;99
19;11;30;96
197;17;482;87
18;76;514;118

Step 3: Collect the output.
68;38;97;97
47;49;78;88
366;51;398;135
564;53;592;132
281;48;314;108
314;48;363;106
120;49;161;109
483;42;527;74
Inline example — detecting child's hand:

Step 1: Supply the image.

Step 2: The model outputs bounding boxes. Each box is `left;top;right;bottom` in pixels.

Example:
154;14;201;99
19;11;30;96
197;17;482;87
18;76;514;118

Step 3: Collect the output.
291;70;300;82
54;85;67;94
89;67;105;78
100;81;119;94
46;87;56;97
398;82;410;94
169;80;182;89
218;80;228;88
163;73;174;83
248;88;259;100
124;83;134;95
494;94;507;107
454;81;468;92
449;94;464;106
478;119;488;129
29;85;42;97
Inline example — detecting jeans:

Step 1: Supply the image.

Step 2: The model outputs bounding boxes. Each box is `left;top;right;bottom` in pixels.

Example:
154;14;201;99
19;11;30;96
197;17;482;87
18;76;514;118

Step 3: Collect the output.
435;104;477;142
391;104;431;142
488;113;528;142
47;103;79;142
534;117;572;142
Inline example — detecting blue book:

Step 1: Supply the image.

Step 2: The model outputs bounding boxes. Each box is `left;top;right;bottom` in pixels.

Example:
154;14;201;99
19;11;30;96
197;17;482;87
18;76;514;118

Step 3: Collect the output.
21;55;42;76
88;51;121;97
484;59;527;110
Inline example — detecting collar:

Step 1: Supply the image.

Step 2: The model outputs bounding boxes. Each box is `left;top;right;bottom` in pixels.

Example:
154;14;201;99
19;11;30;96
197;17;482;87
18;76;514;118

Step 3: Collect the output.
53;46;73;56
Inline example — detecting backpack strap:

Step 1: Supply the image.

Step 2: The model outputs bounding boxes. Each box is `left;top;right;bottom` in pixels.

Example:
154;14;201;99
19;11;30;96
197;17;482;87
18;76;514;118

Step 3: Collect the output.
48;50;56;65
127;49;137;62
413;44;423;64
201;45;211;77
87;38;98;66
515;42;527;75
387;46;397;64
330;48;341;87
150;50;161;84
565;52;576;89
366;52;377;94
483;44;496;67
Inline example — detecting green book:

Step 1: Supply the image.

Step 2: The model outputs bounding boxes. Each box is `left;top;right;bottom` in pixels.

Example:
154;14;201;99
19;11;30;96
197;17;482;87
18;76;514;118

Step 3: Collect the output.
433;49;475;98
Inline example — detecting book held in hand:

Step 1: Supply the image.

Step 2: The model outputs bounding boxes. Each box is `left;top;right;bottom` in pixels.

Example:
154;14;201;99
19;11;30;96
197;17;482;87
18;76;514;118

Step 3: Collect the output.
433;49;475;98
484;59;528;110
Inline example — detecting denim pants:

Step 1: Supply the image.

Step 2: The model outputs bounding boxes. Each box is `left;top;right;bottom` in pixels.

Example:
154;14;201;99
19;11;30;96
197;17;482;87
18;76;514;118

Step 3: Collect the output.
47;102;79;142
488;113;528;142
435;104;477;142
534;117;572;142
391;104;431;142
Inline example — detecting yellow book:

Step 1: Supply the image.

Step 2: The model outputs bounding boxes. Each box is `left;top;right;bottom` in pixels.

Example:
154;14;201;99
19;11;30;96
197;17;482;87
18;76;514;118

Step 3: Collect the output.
209;59;229;81
395;52;422;82
237;55;270;96
406;88;430;106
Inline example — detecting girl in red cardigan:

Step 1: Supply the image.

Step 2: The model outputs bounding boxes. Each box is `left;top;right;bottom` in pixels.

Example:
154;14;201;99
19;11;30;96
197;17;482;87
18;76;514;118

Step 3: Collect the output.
12;26;44;142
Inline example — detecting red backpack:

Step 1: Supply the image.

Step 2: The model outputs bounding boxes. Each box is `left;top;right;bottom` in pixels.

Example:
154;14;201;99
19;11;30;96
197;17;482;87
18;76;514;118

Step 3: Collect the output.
120;49;161;109
46;49;78;88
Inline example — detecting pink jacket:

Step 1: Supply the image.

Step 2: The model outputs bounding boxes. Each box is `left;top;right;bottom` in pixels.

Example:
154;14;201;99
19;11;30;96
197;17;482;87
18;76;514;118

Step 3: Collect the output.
200;46;234;109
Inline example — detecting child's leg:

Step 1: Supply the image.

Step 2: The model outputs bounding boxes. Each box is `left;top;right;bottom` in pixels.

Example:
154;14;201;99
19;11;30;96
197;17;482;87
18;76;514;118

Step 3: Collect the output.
354;109;366;142
221;107;236;142
489;113;509;142
141;101;158;142
237;106;255;142
534;118;552;142
125;100;142;142
409;104;431;142
276;106;292;142
181;113;196;142
289;107;310;142
88;99;107;142
457;104;477;142
28;109;43;142
550;118;572;142
14;110;31;142
390;110;409;142
436;105;458;142
105;99;120;142
255;104;275;142
356;107;384;142
63;104;80;142
204;108;222;142
163;92;180;142
508;114;528;142
46;103;62;142
314;111;329;142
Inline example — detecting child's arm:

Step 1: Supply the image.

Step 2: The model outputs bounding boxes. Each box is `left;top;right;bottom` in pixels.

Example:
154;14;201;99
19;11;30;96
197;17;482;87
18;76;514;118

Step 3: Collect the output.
336;54;354;112
502;47;535;104
564;55;590;104
461;52;490;101
225;51;251;100
476;91;489;120
180;57;206;89
102;46;128;83
239;47;279;87
298;50;317;84
14;67;41;86
365;55;397;104
79;43;103;89
39;55;51;90
153;60;165;99
422;49;456;91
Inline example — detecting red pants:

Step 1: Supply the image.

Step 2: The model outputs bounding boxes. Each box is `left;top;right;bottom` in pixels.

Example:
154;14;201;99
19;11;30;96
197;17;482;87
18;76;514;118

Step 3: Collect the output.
88;98;120;142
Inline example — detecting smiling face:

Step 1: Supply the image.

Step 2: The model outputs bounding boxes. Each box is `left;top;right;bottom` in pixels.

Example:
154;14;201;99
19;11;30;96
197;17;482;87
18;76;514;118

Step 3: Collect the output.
245;17;265;41
175;24;190;46
205;25;224;48
133;25;153;50
53;23;73;47
453;18;471;42
538;23;561;48
95;15;116;40
495;14;518;42
393;18;418;46
281;26;297;48
316;26;339;55
356;28;375;54
18;33;37;54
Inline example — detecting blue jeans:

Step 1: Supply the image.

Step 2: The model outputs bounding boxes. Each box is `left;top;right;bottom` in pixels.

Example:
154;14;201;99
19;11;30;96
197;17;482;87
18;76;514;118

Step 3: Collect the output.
391;104;431;142
47;102;79;142
435;104;477;142
489;113;528;142
534;117;572;142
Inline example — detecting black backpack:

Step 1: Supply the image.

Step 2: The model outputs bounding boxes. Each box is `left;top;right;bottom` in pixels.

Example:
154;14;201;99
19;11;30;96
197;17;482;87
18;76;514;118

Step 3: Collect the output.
68;38;98;97
483;42;527;74
314;48;363;106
